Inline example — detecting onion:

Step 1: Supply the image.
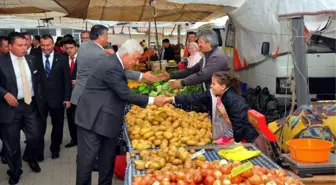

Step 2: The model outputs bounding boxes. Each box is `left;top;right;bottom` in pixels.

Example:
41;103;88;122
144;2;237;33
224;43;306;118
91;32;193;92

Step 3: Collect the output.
212;169;223;179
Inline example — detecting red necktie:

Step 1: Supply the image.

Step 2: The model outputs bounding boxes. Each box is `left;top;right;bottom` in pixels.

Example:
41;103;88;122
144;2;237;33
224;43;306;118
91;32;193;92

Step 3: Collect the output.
70;57;75;74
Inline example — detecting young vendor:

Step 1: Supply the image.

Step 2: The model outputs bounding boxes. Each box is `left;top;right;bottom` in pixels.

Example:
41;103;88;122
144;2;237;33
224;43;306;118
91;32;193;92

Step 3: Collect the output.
166;71;269;154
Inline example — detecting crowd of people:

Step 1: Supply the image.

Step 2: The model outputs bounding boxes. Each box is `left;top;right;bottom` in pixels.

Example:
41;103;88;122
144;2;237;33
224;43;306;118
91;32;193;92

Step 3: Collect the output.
0;24;268;185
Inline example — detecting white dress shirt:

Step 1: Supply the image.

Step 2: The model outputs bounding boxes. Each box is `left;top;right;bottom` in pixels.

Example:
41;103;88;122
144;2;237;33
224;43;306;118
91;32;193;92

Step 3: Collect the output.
27;47;32;54
42;51;55;69
10;52;34;99
69;53;77;67
116;53;154;105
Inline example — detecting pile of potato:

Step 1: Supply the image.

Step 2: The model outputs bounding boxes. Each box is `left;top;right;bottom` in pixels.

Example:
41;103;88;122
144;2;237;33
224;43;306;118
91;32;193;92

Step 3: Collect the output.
132;146;206;172
125;104;212;150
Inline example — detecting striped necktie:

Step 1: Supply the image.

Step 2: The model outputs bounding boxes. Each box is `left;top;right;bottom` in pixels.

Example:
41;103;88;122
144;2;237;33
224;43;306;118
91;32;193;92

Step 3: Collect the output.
45;54;51;79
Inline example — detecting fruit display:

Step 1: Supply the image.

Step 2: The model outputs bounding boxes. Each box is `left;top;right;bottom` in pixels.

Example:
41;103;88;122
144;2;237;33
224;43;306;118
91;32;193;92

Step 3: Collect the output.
125;104;212;150
128;80;144;89
131;160;304;185
132;146;206;172
133;81;202;97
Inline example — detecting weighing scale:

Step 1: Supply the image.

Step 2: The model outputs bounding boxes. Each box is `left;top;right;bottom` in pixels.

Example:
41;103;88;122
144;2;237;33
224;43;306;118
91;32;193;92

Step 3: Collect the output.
281;153;336;178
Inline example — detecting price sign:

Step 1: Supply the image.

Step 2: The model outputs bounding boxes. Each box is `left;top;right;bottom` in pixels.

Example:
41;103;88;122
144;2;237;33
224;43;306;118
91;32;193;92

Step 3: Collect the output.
230;161;253;177
191;149;205;159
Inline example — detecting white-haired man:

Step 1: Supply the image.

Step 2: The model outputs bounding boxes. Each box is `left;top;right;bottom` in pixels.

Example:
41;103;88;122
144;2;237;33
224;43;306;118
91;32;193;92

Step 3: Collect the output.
75;39;167;185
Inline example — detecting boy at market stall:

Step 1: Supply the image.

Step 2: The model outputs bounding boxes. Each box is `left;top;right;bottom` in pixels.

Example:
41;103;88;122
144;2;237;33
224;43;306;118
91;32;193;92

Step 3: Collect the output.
164;71;270;155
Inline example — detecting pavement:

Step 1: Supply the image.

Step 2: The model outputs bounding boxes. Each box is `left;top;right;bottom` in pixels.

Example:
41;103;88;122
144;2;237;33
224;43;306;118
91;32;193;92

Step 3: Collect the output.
0;118;124;185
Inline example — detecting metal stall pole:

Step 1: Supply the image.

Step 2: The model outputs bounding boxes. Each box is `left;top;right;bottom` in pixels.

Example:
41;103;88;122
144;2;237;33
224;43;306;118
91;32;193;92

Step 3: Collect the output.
150;0;162;70
291;17;310;106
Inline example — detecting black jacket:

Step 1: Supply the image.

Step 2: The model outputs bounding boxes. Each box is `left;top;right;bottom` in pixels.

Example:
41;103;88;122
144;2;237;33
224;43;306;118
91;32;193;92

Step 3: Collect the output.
33;52;72;109
0;53;43;123
163;46;175;60
175;88;259;142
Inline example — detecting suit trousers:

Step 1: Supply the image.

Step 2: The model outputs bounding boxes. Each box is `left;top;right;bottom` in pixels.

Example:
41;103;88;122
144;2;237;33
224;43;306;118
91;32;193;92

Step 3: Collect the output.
66;104;77;142
39;102;65;156
76;126;117;185
0;100;40;177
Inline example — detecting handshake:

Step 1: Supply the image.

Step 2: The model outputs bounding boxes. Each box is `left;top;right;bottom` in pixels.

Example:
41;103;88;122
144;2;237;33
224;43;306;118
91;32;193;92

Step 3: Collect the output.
153;96;174;106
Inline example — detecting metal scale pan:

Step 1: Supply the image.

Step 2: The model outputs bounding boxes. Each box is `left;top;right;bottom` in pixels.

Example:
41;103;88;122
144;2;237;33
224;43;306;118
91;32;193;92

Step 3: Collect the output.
281;153;336;178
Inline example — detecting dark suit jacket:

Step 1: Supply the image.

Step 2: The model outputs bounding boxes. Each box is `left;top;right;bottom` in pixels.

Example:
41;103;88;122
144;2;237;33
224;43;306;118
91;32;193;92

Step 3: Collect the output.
0;53;43;123
175;88;259;143
163;46;175;60
75;54;149;139
34;52;72;109
170;47;230;90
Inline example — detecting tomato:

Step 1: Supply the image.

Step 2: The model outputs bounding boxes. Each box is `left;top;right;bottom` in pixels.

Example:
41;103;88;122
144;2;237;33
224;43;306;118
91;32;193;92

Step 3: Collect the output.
156;174;166;182
248;175;263;185
169;173;177;182
241;169;253;178
201;169;208;177
184;173;194;183
212;170;223;179
230;176;243;184
204;176;215;185
193;172;203;183
176;171;185;181
219;164;233;175
171;183;177;185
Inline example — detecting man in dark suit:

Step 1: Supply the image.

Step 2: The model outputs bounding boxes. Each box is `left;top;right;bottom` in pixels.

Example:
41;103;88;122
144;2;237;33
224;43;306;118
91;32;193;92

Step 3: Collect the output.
161;38;175;60
32;35;41;49
0;32;42;184
63;39;78;148
75;39;167;185
0;36;9;54
22;32;39;56
34;34;72;160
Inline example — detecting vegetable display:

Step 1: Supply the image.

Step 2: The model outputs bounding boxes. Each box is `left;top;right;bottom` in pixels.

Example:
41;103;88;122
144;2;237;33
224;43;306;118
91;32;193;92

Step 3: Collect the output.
131;160;304;185
125;104;212;150
132;146;206;172
133;81;202;97
128;80;144;89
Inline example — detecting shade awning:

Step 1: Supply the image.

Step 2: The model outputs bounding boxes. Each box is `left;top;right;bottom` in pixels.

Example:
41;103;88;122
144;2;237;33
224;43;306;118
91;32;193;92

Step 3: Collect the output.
52;0;228;22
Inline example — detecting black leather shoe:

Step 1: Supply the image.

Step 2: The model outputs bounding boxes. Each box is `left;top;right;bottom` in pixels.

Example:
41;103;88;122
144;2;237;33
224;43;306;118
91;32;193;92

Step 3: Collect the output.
2;155;7;164
37;155;44;162
65;140;77;148
51;152;59;159
28;161;41;172
7;170;22;185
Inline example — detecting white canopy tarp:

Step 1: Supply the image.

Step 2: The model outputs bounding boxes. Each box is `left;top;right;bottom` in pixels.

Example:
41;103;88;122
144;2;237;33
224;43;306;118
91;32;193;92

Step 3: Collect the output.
169;0;336;67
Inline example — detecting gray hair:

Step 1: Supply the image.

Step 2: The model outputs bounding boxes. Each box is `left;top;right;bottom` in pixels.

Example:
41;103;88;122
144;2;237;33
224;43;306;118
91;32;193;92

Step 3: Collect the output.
198;29;218;47
117;39;144;56
187;42;199;51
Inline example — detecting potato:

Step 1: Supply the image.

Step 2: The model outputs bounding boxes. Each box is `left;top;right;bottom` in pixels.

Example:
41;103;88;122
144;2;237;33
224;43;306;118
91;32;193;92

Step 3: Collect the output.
140;128;151;135
152;121;160;125
137;113;146;119
154;116;164;123
163;131;173;140
143;131;154;139
170;137;178;143
147;162;161;170
156;135;164;140
154;131;163;137
153;140;161;146
172;159;183;165
186;140;197;146
140;150;150;158
148;136;156;142
135;119;143;125
134;160;145;170
184;160;193;169
133;134;141;139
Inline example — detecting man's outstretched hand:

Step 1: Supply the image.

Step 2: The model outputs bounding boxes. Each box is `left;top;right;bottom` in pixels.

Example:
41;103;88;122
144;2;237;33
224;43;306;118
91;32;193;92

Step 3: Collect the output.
142;71;160;82
157;72;170;81
153;96;173;106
